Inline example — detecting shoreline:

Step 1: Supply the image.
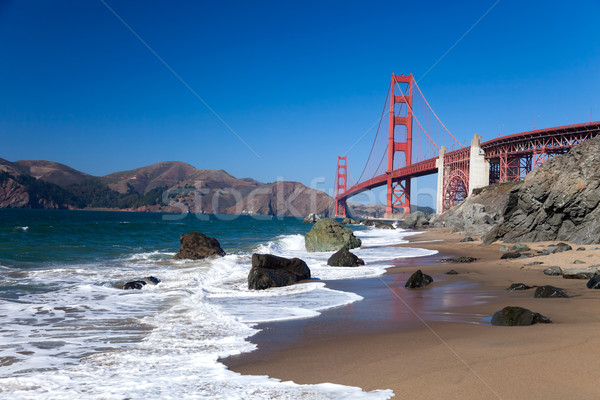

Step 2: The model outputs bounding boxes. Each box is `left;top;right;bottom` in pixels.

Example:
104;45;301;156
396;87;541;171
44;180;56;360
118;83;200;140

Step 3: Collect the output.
223;228;600;399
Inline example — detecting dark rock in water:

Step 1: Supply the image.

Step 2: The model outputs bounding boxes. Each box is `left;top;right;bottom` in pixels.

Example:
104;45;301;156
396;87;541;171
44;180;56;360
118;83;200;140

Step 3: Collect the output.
363;220;375;227
341;217;360;225
305;218;361;252
543;266;563;276
374;221;395;229
123;280;146;290
460;236;474;242
173;232;225;260
491;306;552;326
445;269;459;275
534;285;569;298
248;254;311;290
483;136;600;245
577;247;586;251
144;276;161;285
501;251;522;259
405;269;433;289
511;243;530;252
441;256;477;263
507;283;534;291
122;276;161;290
303;213;322;223
586;275;600;289
327;246;365;267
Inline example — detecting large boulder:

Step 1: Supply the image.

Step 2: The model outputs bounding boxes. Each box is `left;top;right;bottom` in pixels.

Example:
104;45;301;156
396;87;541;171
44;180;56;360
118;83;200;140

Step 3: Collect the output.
248;254;311;290
484;136;600;245
304;218;362;252
173;232;226;260
327;247;365;267
402;211;430;229
491;306;552;326
405;269;433;289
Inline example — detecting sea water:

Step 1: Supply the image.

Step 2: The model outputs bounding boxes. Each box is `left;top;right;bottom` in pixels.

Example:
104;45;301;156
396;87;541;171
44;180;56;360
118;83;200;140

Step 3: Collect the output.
0;209;436;399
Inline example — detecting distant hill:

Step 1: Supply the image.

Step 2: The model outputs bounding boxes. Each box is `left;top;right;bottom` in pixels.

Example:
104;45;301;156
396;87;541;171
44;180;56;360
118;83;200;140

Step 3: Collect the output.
0;159;335;217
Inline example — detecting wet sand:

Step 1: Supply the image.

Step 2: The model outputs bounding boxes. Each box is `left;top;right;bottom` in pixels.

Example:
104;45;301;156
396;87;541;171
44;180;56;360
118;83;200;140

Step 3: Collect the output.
223;229;600;399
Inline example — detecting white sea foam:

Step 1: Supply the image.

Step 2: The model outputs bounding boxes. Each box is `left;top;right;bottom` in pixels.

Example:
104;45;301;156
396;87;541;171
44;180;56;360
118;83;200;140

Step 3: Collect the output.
0;225;437;399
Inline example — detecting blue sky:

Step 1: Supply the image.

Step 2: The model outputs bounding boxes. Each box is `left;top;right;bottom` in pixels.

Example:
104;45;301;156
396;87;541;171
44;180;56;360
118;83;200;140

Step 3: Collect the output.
1;0;599;206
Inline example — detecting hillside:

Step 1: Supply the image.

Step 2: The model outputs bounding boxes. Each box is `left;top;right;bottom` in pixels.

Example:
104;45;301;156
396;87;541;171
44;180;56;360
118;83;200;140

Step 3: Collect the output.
0;159;335;217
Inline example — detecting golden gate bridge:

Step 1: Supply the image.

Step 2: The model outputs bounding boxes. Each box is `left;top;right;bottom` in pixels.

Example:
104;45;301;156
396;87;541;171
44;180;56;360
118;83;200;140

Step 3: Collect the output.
335;73;600;217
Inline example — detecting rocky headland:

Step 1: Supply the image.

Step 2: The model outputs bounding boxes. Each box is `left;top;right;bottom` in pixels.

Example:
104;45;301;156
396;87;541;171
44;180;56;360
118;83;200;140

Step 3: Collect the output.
436;135;600;245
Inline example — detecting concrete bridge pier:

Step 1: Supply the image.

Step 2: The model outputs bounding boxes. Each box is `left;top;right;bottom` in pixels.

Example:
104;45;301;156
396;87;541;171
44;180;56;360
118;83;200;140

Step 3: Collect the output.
435;146;446;214
469;134;489;195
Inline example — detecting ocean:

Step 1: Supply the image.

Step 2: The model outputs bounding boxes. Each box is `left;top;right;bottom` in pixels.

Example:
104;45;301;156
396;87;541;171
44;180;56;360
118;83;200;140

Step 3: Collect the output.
0;209;436;399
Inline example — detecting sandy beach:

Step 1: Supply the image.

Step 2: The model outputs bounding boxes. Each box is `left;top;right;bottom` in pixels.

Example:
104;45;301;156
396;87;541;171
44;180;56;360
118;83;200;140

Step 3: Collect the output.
223;228;600;399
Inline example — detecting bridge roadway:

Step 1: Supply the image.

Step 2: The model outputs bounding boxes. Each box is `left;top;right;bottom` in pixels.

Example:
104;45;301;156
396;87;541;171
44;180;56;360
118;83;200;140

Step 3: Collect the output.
337;121;600;207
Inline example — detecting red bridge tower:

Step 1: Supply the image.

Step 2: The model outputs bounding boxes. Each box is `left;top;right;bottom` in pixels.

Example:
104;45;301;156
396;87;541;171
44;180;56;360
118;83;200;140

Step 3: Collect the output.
335;156;347;217
386;73;413;216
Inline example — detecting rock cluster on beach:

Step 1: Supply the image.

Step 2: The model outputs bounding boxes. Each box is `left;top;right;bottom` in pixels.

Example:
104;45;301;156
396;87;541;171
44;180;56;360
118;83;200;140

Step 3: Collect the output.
248;254;311;290
173;232;226;260
304;218;361;252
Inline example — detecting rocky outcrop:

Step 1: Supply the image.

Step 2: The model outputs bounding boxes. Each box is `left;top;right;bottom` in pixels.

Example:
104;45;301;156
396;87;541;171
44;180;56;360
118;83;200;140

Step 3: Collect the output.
363;220;395;229
484;136;600;244
434;182;517;236
248;254;311;290
491;306;552;326
327;247;364;267
341;217;360;225
405;270;433;288
305;218;362;252
173;232;226;260
401;211;431;229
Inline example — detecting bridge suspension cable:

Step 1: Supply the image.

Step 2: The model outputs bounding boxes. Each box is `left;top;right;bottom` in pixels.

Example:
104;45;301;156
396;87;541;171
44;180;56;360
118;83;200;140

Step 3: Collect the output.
355;85;391;184
413;79;462;148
